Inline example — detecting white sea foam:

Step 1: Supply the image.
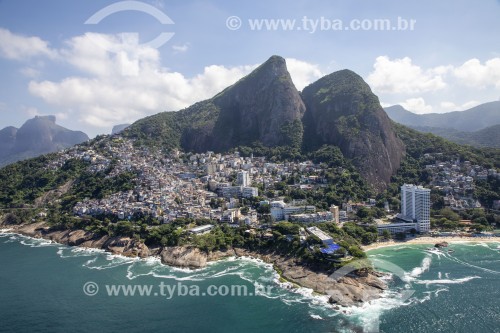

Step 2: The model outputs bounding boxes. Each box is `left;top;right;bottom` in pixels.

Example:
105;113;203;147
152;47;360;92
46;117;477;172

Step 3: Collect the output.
345;289;413;331
57;246;106;259
438;272;442;279
82;253;136;270
19;238;54;247
310;314;323;320
142;256;162;265
416;276;481;286
420;287;449;304
406;256;432;280
434;287;449;296
445;255;500;275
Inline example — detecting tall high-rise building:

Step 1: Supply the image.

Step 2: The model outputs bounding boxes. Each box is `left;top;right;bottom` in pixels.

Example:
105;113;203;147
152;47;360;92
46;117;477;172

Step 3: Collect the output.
400;184;431;232
330;204;340;223
237;171;250;187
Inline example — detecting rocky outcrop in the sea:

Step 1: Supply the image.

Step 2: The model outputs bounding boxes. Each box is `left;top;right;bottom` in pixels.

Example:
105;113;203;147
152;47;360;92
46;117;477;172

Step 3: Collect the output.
11;222;150;258
232;248;386;307
435;241;449;248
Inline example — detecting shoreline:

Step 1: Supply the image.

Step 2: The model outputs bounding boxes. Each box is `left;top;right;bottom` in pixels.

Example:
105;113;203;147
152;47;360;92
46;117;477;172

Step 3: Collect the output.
0;221;387;307
363;236;500;251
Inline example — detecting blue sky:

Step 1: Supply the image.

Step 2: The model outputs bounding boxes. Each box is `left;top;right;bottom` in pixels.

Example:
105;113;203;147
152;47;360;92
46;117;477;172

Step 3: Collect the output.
0;0;499;137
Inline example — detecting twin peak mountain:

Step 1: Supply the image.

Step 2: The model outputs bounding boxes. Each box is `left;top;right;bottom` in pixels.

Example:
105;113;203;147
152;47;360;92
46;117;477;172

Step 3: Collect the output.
126;55;405;191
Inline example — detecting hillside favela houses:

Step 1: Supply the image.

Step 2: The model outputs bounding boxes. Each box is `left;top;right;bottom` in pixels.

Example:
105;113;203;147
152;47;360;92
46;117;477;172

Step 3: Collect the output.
376;184;431;235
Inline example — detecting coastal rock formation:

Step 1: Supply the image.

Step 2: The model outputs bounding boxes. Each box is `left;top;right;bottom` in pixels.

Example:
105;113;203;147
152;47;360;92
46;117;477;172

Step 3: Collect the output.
6;222;150;258
160;246;235;268
232;248;387;307
435;241;449;248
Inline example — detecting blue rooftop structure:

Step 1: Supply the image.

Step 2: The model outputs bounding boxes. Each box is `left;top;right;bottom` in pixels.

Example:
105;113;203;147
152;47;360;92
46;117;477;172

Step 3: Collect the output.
320;243;341;254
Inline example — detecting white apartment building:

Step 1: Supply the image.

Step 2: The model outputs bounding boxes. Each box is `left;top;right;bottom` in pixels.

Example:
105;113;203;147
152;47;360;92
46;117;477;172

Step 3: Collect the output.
237;171;251;187
400;184;431;233
270;201;316;221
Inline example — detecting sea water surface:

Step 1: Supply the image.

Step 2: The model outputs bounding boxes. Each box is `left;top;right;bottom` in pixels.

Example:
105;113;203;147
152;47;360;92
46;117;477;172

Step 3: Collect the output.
1;231;499;333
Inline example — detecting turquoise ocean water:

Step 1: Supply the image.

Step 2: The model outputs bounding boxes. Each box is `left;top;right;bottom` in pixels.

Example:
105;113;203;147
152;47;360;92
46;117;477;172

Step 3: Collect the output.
1;231;499;333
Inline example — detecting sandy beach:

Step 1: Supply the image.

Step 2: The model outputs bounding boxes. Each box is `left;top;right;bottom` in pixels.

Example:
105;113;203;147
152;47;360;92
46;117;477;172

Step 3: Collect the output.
362;236;500;251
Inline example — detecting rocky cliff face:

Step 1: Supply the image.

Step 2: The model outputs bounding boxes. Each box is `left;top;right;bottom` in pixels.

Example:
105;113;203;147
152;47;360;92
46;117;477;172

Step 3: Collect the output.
209;55;306;151
302;70;405;190
126;56;305;152
125;57;405;190
0;115;89;167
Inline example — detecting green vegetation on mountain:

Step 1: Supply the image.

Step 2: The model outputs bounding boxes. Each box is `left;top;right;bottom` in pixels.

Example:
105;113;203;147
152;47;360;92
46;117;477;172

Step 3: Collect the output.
378;124;500;209
123;55;305;153
0;154;85;206
0;55;498;269
301;69;404;191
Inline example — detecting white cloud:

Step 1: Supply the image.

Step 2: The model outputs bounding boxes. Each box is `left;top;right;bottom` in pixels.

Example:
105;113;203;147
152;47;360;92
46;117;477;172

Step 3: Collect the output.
28;33;259;128
61;33;160;77
400;97;433;114
20;67;41;78
0;28;57;60
453;58;500;89
439;100;480;112
285;58;323;91
367;56;448;94
26;32;325;130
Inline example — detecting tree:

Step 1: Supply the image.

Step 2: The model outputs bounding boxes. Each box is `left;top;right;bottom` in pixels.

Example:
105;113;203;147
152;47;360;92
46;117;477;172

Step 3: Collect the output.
357;207;370;219
395;232;406;240
473;217;488;226
3;213;21;225
257;204;270;214
274;221;300;235
382;229;391;240
439;208;460;222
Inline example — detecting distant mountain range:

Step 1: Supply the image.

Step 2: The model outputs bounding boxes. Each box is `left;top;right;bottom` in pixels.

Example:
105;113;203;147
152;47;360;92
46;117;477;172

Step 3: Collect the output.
384;102;500;148
0;115;89;167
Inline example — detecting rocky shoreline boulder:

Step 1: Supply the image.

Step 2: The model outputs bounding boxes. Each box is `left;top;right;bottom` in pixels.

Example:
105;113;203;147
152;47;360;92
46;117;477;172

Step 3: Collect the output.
435;241;449;248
